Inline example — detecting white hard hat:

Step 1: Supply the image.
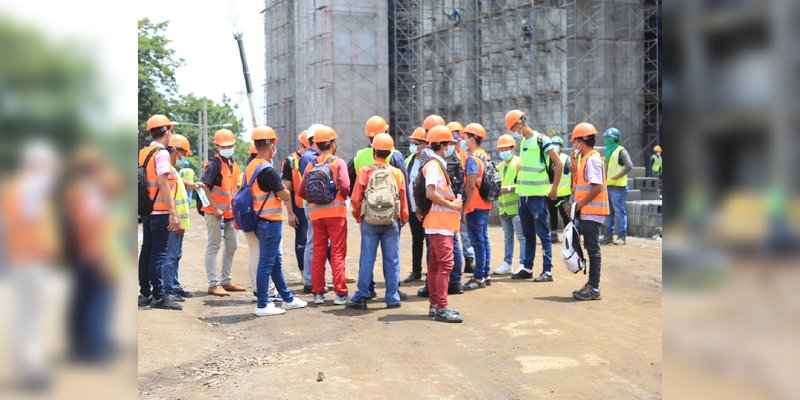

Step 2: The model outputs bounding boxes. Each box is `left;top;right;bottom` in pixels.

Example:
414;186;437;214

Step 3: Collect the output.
306;124;326;139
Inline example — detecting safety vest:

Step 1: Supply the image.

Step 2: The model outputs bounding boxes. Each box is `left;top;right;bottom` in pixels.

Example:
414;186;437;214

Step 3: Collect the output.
246;158;283;221
139;145;176;212
497;155;520;215
306;154;347;221
516;135;551;196
170;166;191;229
1;177;61;265
201;154;241;219
606;146;628;188
405;154;415;169
556;153;572;197
283;153;305;208
575;150;610;216
465;148;492;214
421;160;460;232
651;154;662;172
179;167;195;184
354;146;401;175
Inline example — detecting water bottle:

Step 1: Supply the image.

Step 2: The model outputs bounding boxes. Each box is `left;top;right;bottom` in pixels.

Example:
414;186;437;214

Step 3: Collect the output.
196;187;211;207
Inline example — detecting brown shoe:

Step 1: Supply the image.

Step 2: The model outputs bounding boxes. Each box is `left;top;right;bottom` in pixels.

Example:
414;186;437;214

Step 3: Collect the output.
345;276;356;284
208;285;230;296
221;283;246;292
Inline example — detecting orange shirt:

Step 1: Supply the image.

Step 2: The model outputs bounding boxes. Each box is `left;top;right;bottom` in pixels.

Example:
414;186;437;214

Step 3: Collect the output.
350;159;408;224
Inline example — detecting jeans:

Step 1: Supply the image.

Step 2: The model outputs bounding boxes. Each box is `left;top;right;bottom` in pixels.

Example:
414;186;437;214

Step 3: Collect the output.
547;195;570;232
466;209;491;280
578;219;602;289
292;203;307;272
311;217;348;296
138;214;169;298
354;221;400;305
500;213;526;265
255;220;294;308
408;213;426;274
427;234;454;310
459;220;475;260
519;196;553;273
303;208;330;286
162;231;184;295
69;263;113;360
204;215;237;287
606;187;628;237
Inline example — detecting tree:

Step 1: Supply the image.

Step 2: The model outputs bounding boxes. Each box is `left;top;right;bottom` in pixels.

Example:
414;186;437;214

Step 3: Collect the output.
138;18;183;147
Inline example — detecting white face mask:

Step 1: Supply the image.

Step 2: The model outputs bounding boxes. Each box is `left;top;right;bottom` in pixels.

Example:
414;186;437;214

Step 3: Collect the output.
219;148;235;159
445;145;456;157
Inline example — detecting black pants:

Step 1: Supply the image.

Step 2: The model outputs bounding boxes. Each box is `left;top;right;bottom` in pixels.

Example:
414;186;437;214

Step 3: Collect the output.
409;213;426;274
579;219;602;289
138;214;169;298
292;203;308;271
547;196;570;232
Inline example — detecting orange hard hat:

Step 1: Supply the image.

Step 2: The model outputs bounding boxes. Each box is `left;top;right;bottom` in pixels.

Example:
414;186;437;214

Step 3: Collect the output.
147;114;174;131
169;133;192;155
372;133;394;151
570;122;598;142
423;114;445;130
365;116;389;138
314;125;337;143
252;125;278;142
299;131;310;148
463;123;486;139
504;109;525;130
496;134;516;149
446;121;463;132
248;143;257;154
426;125;453;144
213;129;236;146
409;127;427;141
654;145;662;152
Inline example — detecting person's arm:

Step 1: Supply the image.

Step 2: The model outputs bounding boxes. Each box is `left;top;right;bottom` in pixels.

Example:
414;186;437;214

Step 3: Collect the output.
281;157;293;190
346;157;357;197
426;184;462;211
157;172;180;230
197;159;223;217
462;157;477;221
337;158;351;198
350;170;367;223
547;148;563;201
611;148;633;180
261;167;297;227
397;172;409;224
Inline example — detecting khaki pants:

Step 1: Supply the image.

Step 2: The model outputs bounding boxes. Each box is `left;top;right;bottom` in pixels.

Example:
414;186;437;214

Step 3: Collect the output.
204;215;237;287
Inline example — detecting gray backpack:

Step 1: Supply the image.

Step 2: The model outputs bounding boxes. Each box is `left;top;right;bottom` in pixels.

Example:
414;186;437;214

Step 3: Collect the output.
362;166;400;225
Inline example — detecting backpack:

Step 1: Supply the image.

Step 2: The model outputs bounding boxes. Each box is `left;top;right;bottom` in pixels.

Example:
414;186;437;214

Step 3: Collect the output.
477;156;502;201
138;147;163;218
304;157;337;204
413;159;451;217
445;153;465;196
231;163;270;233
561;204;587;274
362;166;400;225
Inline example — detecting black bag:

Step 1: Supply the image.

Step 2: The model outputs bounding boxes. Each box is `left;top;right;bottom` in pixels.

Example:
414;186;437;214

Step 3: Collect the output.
138;147;163;218
413;159;452;217
477;158;502;201
540;136;555;184
445;153;465;196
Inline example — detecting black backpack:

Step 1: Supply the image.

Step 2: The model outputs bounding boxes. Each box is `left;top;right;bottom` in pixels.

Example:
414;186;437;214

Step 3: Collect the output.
413;159;452;217
138;147;164;218
445;153;465;196
477;156;502;201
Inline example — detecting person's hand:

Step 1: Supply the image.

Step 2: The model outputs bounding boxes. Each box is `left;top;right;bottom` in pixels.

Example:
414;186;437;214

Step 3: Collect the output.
214;209;224;218
451;197;463;211
575;201;583;212
169;212;182;231
415;210;423;221
195;182;205;189
288;213;299;228
177;228;186;236
548;188;558;201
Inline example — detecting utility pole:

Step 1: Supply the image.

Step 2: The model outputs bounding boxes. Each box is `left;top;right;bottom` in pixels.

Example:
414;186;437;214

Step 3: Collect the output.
198;110;204;167
233;32;258;128
202;99;208;167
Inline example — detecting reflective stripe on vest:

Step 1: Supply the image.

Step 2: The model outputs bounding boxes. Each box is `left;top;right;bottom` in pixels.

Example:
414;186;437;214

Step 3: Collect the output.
498;155;520;215
575;150;610;216
246;158;283;221
421;160;460;232
307;155;347;221
606;146;627;187
516;135;551;196
171;166;191;229
202;154;240;218
557;153;572;197
465;150;492;214
139;145;176;212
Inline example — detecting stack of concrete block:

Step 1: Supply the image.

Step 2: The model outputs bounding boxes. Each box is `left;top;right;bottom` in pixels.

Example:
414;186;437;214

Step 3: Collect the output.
625;200;662;238
633;177;661;200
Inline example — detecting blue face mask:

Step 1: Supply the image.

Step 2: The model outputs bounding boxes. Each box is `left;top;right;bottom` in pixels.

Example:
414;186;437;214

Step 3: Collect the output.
219;148;235;159
460;139;467;151
499;150;513;161
445;145;456;157
409;144;419;155
511;132;523;141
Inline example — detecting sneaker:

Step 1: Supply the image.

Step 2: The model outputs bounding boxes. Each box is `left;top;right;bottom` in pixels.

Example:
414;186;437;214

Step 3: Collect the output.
484;277;492;286
434;308;464;323
268;294;283;303
345;297;367;309
176;289;194;298
493;262;513;275
398;290;408;300
516;264;524;274
511;269;533;280
386;302;401;309
303;285;313;294
314;294;325;304
167;294;185;302
613;235;626;245
255;303;286;316
151;296;183;310
447;281;463;294
403;271;422;283
464;257;475;273
551;233;560;244
137;295;152;307
333;294;349;305
282;298;308;310
370;289;378;299
599;235;613;245
573;284;601;301
252;292;258;302
462;278;486;291
417;284;429;298
429;306;460;317
533;272;553;282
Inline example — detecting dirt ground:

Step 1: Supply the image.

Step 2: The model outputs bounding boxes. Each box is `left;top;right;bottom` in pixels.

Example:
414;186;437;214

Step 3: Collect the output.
138;212;662;399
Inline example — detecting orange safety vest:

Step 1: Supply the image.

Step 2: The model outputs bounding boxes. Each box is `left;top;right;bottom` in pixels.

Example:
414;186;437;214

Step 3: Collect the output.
246;158;283;221
465;148;492;213
1;178;61;265
574;150;610;216
305;154;347;221
421;160;461;232
139;145;176;212
202;154;241;219
282;153;304;209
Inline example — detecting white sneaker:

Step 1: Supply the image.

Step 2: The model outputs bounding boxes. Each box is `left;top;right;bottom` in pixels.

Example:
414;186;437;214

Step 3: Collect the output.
333;294;349;305
314;294;325;304
493;262;513;275
282;297;307;310
255;303;286;316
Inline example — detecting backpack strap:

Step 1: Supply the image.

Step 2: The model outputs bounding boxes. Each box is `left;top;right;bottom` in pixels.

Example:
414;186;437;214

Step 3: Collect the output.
142;146;165;201
246;163;272;214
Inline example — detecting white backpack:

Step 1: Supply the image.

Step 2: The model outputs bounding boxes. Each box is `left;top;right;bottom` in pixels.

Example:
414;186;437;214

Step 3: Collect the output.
561;204;587;274
362;166;400;225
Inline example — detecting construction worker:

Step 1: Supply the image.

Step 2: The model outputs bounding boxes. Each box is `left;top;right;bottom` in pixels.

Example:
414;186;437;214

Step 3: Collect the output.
446;120;476;274
281;130;309;274
162;133;197;302
196;129;246;296
650;145;662;178
420;125;464;323
348;116;408;198
494;134;525;275
403;127;428;283
504;109;563;283
569;122;609;300
298;124;332;293
298;125;351;305
600;127;633;245
246;126;307;316
179;160;195;206
547;135;572;243
138;114;183;310
346;133;409;309
461;123;493;290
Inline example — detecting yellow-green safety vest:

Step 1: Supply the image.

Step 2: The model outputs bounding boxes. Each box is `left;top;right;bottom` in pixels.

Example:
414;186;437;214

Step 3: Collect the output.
354;146;400;174
498;155;521;215
515;135;551;196
179;167;195;184
651;154;662;172
171;166;191;229
606;146;627;188
556;153;572;197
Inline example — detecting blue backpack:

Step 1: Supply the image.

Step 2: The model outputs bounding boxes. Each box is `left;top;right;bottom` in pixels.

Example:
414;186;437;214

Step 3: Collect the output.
304;157;337;204
232;163;270;232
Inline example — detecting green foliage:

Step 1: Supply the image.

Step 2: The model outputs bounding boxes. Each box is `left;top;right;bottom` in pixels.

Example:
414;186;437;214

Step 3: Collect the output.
138;18;183;147
168;94;245;165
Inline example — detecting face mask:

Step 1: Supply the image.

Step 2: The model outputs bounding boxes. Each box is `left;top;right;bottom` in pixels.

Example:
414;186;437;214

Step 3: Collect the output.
512;132;522;141
460;139;468;151
445;145;456;157
409;144;419;155
219;148;234;159
499;150;513;161
174;157;183;167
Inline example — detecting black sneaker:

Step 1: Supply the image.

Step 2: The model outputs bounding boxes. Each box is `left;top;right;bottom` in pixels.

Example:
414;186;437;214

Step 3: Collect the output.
434;308;464;323
429;306;460;317
386;303;401;309
369;289;378;299
345;297;367;309
464;257;475;273
573;284;601;301
167;294;185;302
484;277;492;286
417;284;429;298
176;289;194;298
398;290;408;300
137;295;152;307
599;235;613;245
462;278;486;291
447;282;463;294
511;269;533;280
151;296;183;310
533;272;553;282
403;271;422;283
303;285;313;294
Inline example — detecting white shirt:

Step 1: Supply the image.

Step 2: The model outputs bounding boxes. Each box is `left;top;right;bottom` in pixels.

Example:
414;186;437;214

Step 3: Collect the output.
408;156;420;212
149;141;172;215
424;153;455;236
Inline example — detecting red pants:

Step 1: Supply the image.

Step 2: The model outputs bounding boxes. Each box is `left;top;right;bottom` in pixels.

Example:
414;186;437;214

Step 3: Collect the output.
311;217;348;296
427;233;454;310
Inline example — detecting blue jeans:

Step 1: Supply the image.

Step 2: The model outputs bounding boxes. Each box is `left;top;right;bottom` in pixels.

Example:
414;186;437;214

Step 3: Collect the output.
606;187;628;237
519;196;553;273
354;221;400;305
466;209;491;280
500;213;526;265
293;203;308;272
138;214;169;298
162;231;184;295
255;220;294;308
424;232;462;283
459;221;475;260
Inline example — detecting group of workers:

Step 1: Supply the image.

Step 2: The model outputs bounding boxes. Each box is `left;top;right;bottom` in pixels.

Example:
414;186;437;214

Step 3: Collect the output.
138;110;661;322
